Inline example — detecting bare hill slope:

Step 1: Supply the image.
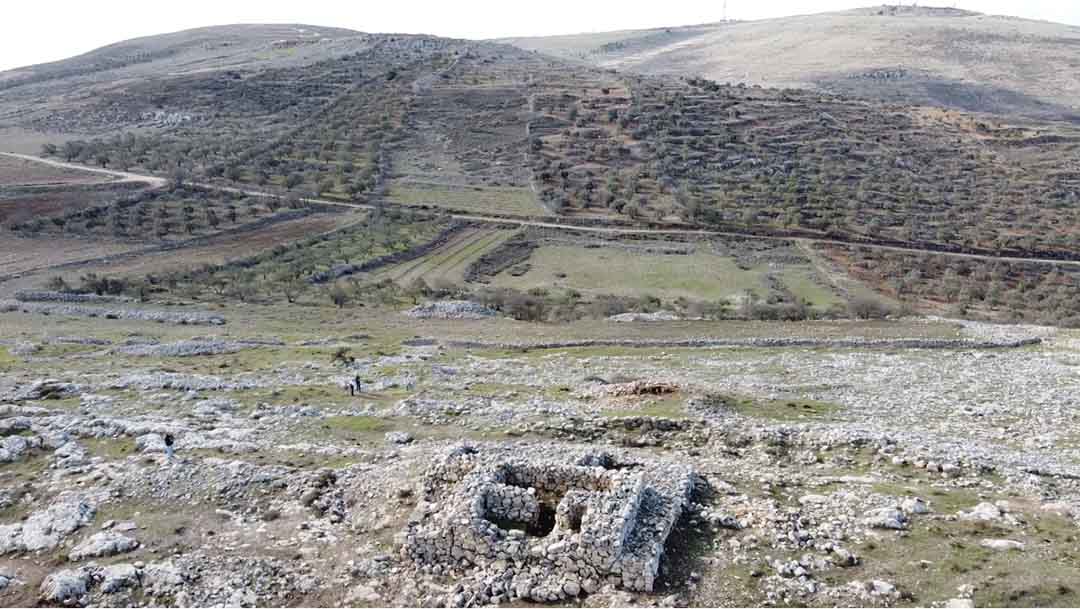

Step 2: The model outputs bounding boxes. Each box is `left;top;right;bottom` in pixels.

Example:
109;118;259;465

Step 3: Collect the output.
499;5;1080;121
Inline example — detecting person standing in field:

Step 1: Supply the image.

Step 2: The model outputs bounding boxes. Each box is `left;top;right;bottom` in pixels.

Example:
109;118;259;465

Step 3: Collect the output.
164;433;175;462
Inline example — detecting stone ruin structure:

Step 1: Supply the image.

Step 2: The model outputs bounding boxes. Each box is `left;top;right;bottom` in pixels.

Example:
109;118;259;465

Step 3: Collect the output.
401;444;697;603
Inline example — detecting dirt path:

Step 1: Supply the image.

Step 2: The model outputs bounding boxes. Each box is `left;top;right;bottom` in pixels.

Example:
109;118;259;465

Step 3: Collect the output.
0;152;168;187
6;152;1079;269
795;239;894;304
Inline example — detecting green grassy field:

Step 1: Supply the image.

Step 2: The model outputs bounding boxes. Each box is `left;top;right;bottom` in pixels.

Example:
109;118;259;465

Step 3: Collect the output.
490;245;770;301
776;267;846;310
386;182;548;216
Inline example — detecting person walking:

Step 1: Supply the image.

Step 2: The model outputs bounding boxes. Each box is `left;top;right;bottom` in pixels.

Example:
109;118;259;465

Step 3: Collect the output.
164;433;175;462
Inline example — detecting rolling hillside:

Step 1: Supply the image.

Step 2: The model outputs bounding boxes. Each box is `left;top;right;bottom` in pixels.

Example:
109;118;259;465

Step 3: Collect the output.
0;15;1078;325
499;5;1080;122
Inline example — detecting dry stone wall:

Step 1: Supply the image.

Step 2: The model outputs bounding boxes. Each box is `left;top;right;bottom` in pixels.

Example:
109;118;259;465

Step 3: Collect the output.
401;445;696;603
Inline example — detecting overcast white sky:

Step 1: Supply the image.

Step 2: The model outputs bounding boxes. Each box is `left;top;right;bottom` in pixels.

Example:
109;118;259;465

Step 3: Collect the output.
2;0;1078;72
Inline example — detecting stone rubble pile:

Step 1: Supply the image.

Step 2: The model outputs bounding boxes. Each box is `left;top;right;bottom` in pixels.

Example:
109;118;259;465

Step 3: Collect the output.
0;494;97;554
607;311;682;322
14;290;134;304
405;301;498;320
442;335;1042;351
11;379;81;402
0;300;226;325
582;380;679;399
112;339;269;358
108;372;260;392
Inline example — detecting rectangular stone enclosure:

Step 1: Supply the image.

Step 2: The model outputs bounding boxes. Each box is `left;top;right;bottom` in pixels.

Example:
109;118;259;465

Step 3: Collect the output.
402;445;696;601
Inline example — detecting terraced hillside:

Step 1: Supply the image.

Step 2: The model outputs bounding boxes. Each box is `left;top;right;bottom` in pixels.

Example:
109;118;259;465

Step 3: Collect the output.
533;75;1080;257
375;227;515;285
1;22;1078;325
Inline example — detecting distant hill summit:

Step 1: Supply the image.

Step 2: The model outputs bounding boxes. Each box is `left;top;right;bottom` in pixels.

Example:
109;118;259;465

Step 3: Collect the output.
841;5;979;17
0;24;364;91
498;5;1080;122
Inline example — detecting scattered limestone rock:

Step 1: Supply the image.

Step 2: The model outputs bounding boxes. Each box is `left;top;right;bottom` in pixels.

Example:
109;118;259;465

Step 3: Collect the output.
141;560;185;596
385;431;414;445
114;339;266;358
346;583;382;604
980;538;1024;551
54;441;90;469
960;502;1002;521
10;341;40;356
832;547;859;567
870;580;897;596
798;494;829;505
135;433;166;453
901;496;930;514
861;507;908;530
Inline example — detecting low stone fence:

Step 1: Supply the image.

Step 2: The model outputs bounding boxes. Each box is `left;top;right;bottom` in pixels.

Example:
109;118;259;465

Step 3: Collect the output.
438;336;1042;351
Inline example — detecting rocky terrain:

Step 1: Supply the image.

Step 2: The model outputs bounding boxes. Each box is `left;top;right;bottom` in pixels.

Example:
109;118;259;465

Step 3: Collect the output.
0;300;1077;607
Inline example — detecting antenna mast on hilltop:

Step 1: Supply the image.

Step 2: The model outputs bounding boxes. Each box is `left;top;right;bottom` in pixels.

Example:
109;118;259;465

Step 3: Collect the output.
723;0;728;21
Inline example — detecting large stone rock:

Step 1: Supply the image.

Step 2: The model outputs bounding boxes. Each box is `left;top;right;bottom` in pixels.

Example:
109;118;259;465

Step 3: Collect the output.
346;583;383;604
0;435;37;463
39;568;89;605
141;561;184;595
960;502;1002;521
14;379;79;401
53;441;90;470
0;524;22;554
99;563;141;593
21;495;96;552
980;538;1024;551
901;496;930;514
0;568;17;591
69;531;138;561
861;507;908;530
385;431;414;445
135;433;166;453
